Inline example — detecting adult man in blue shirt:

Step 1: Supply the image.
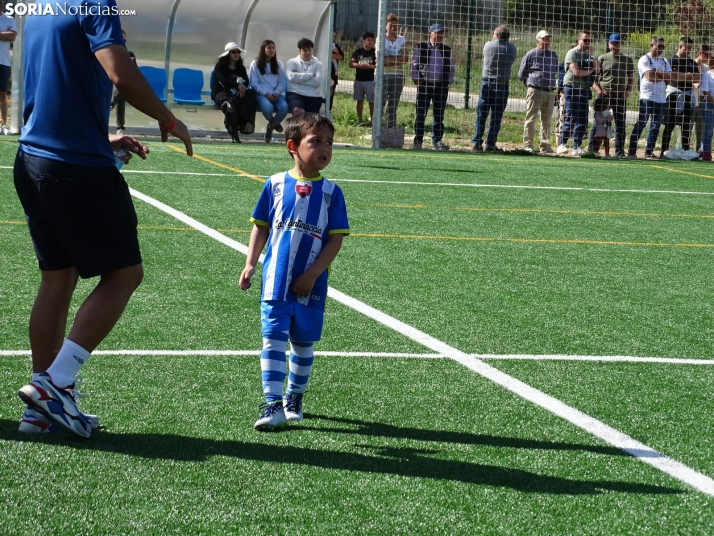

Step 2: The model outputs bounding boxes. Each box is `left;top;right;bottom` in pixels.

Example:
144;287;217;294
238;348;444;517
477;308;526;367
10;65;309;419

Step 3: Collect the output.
472;25;517;152
15;0;193;437
410;23;455;150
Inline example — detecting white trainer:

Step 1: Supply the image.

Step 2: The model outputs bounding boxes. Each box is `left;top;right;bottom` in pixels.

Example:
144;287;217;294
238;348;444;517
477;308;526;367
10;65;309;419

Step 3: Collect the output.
556;144;569;154
18;373;92;438
571;147;583;156
283;393;303;421
254;401;287;431
19;406;99;434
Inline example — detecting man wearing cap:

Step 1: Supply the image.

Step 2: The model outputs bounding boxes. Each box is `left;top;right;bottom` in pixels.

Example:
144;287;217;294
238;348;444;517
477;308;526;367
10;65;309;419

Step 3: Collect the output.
588;34;634;157
518;30;559;153
410;23;455;150
472;25;517;152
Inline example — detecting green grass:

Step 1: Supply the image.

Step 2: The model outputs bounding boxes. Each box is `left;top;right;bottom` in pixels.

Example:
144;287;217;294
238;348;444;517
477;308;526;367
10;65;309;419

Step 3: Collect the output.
1;137;714;534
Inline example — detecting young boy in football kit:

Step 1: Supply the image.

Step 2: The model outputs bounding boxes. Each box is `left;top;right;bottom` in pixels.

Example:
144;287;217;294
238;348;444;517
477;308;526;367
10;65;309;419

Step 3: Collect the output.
239;113;349;431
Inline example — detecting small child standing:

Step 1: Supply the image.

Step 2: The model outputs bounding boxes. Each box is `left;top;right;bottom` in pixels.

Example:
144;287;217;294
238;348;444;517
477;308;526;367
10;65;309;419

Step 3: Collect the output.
349;32;377;126
240;113;350;431
593;98;614;156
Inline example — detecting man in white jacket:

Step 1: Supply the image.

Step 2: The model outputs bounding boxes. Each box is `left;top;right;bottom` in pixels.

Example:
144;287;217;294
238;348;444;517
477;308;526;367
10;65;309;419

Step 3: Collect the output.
286;38;325;116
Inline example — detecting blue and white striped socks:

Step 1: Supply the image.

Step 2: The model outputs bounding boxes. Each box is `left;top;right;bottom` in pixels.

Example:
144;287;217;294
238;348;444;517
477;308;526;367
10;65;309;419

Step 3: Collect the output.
286;341;315;396
260;335;315;402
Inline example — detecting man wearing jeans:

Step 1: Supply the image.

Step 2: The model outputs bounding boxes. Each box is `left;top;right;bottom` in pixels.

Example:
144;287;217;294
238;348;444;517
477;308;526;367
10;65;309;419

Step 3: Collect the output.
518;29;558;153
472;25;516;152
557;31;599;156
589;34;633;157
628;37;673;158
660;37;699;155
411;23;455;150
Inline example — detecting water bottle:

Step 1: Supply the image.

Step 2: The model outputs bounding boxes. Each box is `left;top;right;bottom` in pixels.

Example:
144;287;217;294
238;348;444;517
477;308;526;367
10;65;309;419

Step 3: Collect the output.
114;148;129;170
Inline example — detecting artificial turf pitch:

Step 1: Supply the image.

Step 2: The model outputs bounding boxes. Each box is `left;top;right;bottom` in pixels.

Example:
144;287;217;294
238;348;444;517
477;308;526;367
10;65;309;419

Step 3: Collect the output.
1;137;713;534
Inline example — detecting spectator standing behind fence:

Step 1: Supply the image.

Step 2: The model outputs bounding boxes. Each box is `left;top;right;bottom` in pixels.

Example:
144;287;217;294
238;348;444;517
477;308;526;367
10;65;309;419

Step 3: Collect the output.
556;31;599;156
110;30;136;136
329;31;343;112
349;32;376;126
411;23;455;151
518;29;558;154
212;42;257;144
554;41;578;146
660;37;699;155
692;45;710;152
382;13;408;129
0;0;16;135
628;37;673;158
696;53;714;161
249;40;288;144
471;25;517;152
286;38;325;116
588;34;633;157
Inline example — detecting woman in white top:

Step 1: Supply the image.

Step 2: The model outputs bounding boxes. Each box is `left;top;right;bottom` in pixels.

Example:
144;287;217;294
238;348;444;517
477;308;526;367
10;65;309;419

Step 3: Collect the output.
249;40;289;143
285;37;325;116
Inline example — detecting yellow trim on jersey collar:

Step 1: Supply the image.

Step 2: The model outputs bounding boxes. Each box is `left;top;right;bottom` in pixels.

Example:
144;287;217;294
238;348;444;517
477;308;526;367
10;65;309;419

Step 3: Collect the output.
288;170;324;182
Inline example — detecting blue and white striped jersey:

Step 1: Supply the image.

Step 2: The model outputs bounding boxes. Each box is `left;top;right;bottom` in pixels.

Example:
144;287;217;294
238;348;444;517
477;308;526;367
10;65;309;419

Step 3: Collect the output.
251;171;349;310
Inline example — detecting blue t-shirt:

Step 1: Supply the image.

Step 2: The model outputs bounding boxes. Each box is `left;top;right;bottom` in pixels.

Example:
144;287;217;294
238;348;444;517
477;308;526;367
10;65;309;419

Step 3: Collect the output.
250;171;350;310
19;0;124;167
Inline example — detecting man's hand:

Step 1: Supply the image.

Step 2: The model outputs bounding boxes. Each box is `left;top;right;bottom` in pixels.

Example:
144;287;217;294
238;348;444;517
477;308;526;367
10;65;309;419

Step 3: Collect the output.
109;134;149;164
159;118;193;156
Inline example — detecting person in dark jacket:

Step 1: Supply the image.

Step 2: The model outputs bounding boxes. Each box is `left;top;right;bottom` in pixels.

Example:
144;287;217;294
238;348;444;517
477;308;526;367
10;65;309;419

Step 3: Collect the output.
212;42;256;143
410;23;455;150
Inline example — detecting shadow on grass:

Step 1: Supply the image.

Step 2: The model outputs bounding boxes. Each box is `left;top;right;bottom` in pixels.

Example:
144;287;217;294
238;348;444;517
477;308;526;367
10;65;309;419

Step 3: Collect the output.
302;414;630;457
0;418;682;496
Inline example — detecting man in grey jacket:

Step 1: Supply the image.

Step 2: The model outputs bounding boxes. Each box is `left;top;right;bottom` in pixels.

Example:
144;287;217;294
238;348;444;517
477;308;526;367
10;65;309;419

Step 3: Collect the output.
471;25;516;152
518;30;559;153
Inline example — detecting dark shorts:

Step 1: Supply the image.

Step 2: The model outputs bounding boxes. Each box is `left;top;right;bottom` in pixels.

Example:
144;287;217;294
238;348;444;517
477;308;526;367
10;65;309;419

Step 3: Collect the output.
13;150;142;278
0;64;10;92
286;92;324;114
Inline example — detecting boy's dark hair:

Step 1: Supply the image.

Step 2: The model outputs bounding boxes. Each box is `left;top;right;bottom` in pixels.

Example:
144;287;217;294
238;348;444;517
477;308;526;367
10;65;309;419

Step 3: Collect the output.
297;38;314;50
679;36;695;46
285;113;335;158
697;44;711;55
363;31;375;40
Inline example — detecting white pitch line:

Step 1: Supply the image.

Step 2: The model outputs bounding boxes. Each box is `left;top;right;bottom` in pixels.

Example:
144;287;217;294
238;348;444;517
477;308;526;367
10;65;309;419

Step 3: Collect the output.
334;178;714;197
122;170;240;176
126;187;714;496
2;350;713;365
4;166;714;196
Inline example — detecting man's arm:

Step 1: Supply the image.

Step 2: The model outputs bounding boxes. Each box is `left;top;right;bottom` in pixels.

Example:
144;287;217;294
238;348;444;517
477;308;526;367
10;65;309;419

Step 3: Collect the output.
569;62;595;77
517;51;530;84
94;45;192;155
0;29;16;42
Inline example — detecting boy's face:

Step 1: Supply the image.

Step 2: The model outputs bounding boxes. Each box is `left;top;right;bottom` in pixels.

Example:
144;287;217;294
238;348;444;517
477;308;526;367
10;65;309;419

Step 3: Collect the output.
291;126;333;173
299;47;313;61
363;37;374;50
